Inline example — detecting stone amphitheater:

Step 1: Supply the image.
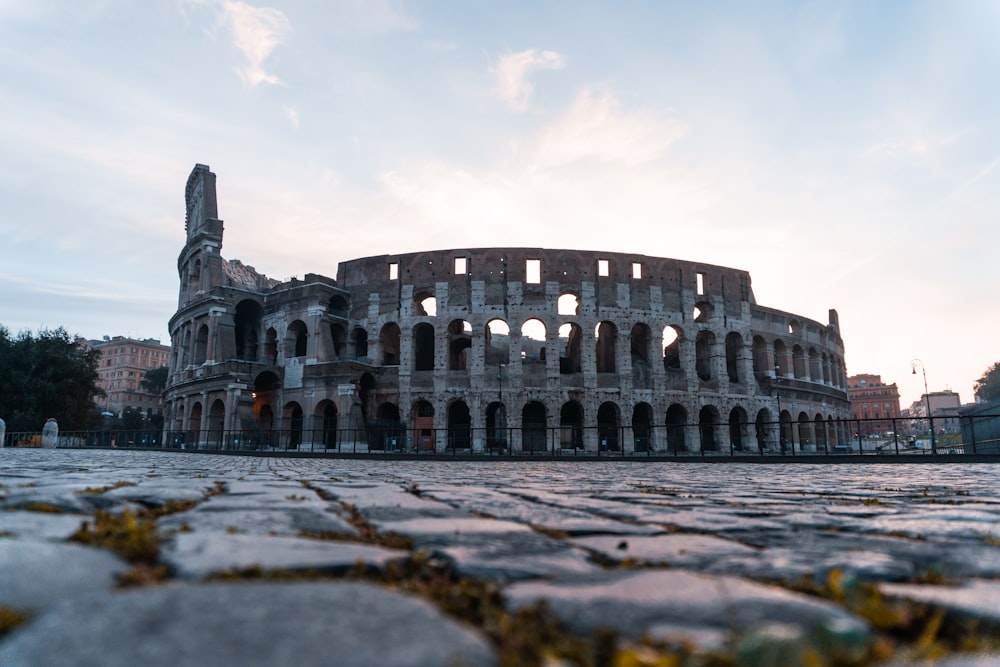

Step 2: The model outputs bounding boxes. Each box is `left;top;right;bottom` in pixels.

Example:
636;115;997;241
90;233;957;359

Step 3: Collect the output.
165;164;850;454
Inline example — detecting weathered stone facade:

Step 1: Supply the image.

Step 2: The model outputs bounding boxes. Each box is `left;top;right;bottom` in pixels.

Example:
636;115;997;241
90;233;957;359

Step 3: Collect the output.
165;164;850;453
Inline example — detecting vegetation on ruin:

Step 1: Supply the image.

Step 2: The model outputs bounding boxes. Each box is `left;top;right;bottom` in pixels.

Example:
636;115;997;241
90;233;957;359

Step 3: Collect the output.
974;360;1000;403
0;326;103;432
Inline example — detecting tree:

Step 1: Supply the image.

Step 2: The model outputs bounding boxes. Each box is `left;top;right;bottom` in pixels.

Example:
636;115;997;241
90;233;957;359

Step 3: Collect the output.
974;361;1000;403
141;366;169;396
0;326;104;432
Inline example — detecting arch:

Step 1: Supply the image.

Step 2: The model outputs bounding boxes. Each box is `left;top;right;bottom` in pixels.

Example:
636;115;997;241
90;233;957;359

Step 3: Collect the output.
283;402;303;449
755;408;770;452
597;402;620;451
448;320;472;371
521;318;546;363
699;405;721;452
557;293;580;316
725;332;743;383
447;400;472;450
414;291;437;316
486;401;507;451
774;339;788;376
330;323;348;360
631;323;652;388
351;327;369;359
287;320;308;358
560;400;584;450
559;322;583;374
595;321;617;373
693;301;713;323
380;323;401;365
695;330;715;381
814;412;827;450
809;347;822;382
666;404;687;453
779;410;792;452
194;324;209;365
728;406;748;451
328;294;349;318
317;400;338;449
662;326;683;371
792;345;806;379
412;400;435;451
373;402;403;451
787;319;801;335
189;259;202;294
359;373;375;422
522;401;547;452
485;319;510;365
257;403;274;447
413;323;435;371
188;401;203;443
797;411;813;450
233;300;262;362
208;399;225;448
632;403;653;453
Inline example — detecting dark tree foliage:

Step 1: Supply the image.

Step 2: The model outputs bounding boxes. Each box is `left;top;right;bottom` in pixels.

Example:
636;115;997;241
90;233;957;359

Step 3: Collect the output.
974;361;1000;403
141;366;169;396
0;326;104;432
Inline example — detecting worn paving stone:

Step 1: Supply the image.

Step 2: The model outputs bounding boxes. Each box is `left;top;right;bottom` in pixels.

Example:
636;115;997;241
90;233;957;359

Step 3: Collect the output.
0;510;89;541
157;506;358;538
880;579;1000;624
0;581;498;667
0;540;128;613
162;531;410;578
571;533;758;567
505;569;871;649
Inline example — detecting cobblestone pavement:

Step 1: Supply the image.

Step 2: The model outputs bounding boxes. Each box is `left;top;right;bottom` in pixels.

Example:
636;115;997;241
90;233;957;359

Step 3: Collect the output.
2;449;1000;666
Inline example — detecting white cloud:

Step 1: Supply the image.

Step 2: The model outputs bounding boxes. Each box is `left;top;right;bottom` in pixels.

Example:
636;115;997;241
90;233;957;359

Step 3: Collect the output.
535;89;688;167
862;133;960;161
219;0;290;88
491;49;565;113
284;105;300;129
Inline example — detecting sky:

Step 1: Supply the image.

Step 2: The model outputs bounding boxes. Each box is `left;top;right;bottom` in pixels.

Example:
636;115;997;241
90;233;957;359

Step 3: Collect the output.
1;0;998;409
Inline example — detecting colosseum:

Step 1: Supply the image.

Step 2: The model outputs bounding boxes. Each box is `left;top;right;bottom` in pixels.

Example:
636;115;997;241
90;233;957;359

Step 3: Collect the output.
165;164;851;454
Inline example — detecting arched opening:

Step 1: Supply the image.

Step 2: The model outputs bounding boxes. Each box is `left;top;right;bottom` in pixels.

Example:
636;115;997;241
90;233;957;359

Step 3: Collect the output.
485;319;510;366
695;330;715;381
725;332;743;383
797;411;812;450
699;405;720;452
693;301;713;323
373;402;403;451
662;326;682;372
560;401;584;450
595;321;617;373
359;373;375;424
779;410;792;452
208;399;225;449
189;259;201;294
486;401;507;451
448;320;472;371
559;322;583;374
632;403;653;452
413;323;435;371
188;401;202;445
330;323;348;360
287;321;308;358
447;401;472;450
597;402;620;451
352;327;369;360
728;406;748;451
319;401;337;449
666;404;687;453
557;293;580;316
755;408;770;452
809;348;822;382
414;292;437;316
194;324;209;365
521;319;547;364
792;345;806;379
522;401;547;452
631;323;652;388
412;400;435;451
752;336;768;375
774;340;788;376
380;323;401;365
283;402;303;449
814;413;827;450
328;294;349;318
264;328;278;365
233;300;262;362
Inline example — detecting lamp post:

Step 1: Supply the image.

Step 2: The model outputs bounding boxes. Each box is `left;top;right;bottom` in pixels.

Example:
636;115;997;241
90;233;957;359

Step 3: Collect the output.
774;362;785;453
910;359;936;454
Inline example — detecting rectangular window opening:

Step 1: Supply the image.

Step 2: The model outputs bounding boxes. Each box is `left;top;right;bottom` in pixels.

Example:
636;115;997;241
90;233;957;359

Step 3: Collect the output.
598;259;609;277
526;259;541;284
696;272;705;295
632;262;642;279
389;262;399;281
454;257;467;275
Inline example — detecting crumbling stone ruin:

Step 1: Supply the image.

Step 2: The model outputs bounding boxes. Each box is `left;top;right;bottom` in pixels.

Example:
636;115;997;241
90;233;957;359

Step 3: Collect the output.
166;164;850;453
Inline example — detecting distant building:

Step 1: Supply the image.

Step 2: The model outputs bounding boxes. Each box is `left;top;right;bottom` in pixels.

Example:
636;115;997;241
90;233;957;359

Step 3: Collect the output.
90;336;171;418
847;374;901;436
908;390;962;434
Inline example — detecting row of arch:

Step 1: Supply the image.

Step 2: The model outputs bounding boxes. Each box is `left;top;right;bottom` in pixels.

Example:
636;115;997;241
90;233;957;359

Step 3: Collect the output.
173;395;848;453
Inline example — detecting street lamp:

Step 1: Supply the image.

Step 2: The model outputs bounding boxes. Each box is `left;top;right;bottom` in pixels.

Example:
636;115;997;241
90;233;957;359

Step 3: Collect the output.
910;359;936;454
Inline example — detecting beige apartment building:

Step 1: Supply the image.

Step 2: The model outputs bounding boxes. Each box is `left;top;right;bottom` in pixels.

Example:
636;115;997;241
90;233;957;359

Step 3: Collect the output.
90;336;171;418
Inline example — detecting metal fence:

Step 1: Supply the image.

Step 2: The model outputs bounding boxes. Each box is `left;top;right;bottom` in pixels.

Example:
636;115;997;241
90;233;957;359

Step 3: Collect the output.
5;413;1000;457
